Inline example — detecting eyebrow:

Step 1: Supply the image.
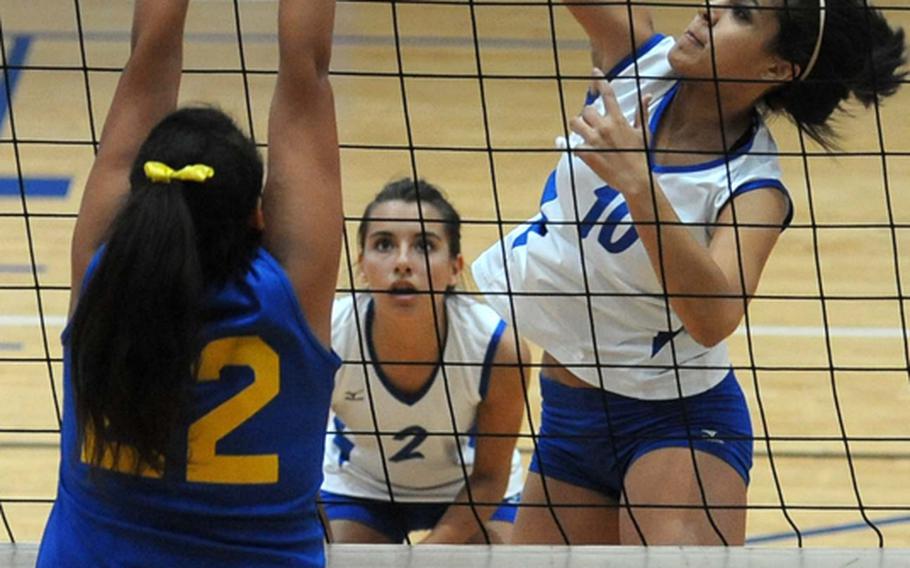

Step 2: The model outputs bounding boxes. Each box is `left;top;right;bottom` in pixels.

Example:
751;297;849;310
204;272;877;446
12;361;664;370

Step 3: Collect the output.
415;231;442;240
368;229;443;240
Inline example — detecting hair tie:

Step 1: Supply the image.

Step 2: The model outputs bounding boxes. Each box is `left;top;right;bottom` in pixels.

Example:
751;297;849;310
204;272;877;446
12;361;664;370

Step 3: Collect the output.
144;161;215;184
799;0;827;81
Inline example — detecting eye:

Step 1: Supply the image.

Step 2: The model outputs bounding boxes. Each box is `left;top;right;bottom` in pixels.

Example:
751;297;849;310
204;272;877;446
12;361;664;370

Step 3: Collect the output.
730;2;752;22
372;237;393;252
416;237;436;254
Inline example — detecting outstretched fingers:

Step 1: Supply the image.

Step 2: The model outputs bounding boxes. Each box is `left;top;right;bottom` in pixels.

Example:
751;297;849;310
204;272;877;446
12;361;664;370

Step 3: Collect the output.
571;107;603;144
634;94;652;131
567;70;655;191
592;69;625;124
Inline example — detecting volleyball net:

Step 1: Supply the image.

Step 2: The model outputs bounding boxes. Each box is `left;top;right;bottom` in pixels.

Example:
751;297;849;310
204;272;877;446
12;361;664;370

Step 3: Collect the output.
1;0;909;551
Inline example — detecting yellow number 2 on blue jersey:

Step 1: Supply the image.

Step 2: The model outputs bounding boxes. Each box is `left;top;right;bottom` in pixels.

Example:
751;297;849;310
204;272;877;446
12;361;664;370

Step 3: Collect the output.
80;335;281;485
187;336;280;484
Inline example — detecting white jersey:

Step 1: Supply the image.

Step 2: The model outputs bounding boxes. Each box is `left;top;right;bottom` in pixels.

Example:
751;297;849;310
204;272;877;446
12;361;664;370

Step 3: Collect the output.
323;294;524;502
472;35;792;400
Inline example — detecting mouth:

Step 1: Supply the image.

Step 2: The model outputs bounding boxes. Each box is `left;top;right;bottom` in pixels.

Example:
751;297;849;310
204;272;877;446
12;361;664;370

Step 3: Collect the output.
389;281;418;296
683;30;706;49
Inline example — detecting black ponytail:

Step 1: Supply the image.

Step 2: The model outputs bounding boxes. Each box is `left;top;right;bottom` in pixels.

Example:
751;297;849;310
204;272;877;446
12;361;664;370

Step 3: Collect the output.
765;0;906;148
71;107;263;475
73;183;203;473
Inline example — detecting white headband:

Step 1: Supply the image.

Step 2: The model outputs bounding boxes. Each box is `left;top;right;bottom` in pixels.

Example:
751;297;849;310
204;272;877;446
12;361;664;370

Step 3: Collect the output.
799;0;827;80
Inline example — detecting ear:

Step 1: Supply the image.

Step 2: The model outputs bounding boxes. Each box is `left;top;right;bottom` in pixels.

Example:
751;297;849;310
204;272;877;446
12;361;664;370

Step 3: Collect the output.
355;251;365;283
352;255;371;292
449;254;465;287
249;206;265;231
764;55;799;83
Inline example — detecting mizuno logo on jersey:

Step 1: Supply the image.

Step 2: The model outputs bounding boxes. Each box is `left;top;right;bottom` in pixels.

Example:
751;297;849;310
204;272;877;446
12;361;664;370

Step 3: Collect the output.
344;389;364;401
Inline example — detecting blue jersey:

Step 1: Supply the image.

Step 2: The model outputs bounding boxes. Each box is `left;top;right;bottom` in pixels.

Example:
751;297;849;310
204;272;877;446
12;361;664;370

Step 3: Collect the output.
38;248;340;568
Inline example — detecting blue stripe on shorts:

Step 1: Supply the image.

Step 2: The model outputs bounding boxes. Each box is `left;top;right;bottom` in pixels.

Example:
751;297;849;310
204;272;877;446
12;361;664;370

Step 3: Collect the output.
319;490;521;543
529;369;753;501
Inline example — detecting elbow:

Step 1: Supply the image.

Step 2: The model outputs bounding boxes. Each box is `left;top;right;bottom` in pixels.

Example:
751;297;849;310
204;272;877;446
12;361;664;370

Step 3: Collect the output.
306;44;333;79
685;315;741;349
688;328;726;349
675;293;745;348
281;52;332;86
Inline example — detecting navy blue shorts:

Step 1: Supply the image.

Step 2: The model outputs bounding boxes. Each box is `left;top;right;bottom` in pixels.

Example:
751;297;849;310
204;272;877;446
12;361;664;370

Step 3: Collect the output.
319;490;521;543
529;369;753;502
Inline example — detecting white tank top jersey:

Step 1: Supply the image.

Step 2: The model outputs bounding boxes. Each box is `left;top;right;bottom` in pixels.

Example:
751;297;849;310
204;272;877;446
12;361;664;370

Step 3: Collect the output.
472;35;793;401
323;294;525;502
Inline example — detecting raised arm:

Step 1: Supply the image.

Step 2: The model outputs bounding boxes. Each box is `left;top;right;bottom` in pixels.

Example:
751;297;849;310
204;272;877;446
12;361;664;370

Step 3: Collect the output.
262;0;341;347
563;0;656;75
69;0;189;313
570;80;791;348
421;335;530;544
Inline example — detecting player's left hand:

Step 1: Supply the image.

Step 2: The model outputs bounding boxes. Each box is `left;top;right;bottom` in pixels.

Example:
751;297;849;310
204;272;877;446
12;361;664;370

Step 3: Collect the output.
569;69;653;195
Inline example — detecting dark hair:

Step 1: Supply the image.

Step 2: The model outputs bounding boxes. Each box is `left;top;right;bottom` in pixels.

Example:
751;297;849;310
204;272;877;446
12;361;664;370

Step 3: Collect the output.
357;178;462;258
764;0;906;148
71;107;264;474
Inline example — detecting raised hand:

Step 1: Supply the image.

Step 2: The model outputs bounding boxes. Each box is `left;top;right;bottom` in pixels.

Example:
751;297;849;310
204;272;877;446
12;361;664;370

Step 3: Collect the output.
569;69;653;196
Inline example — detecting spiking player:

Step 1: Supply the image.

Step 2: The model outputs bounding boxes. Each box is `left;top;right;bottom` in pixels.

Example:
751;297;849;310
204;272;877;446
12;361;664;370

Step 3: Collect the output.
473;0;905;545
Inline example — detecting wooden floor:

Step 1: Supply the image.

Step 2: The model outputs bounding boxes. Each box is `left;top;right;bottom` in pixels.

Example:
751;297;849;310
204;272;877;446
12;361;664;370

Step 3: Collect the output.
1;0;909;548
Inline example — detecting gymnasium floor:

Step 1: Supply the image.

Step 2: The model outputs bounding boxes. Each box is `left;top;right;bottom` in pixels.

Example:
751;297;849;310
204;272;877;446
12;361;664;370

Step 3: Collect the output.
1;0;909;549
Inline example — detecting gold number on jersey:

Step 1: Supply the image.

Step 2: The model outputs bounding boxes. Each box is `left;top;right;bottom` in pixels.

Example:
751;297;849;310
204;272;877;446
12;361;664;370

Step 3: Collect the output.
80;335;280;484
186;336;280;484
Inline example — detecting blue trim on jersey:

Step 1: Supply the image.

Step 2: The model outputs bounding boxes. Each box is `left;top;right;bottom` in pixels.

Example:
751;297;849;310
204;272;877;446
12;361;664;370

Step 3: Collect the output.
511;214;548;249
720;178;794;230
648;82;760;174
365;299;445;406
585;34;669;106
478;319;507;400
602;34;668;81
539;168;558;205
512;170;558;249
332;416;354;466
650;327;684;357
584;90;599;106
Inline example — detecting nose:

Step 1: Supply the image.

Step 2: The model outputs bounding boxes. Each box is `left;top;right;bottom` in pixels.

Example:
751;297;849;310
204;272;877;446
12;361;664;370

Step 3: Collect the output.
394;244;414;274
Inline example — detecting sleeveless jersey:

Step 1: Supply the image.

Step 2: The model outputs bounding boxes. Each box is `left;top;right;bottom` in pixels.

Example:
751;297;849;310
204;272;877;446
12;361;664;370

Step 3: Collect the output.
323;294;524;502
38;248;340;568
472;35;793;400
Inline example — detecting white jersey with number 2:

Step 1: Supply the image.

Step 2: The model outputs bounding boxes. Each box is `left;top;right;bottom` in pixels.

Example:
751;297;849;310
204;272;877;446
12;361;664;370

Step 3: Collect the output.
323;294;524;502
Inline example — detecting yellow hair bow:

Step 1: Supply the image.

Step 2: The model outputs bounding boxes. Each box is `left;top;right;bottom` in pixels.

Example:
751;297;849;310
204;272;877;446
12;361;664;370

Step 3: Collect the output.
144;161;215;184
